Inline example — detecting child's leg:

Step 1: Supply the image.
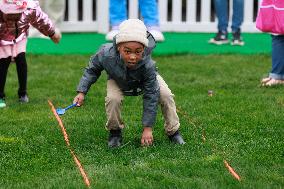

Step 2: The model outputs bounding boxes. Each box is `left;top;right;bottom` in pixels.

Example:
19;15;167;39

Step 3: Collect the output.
0;56;12;99
157;75;180;136
105;79;125;130
14;52;27;97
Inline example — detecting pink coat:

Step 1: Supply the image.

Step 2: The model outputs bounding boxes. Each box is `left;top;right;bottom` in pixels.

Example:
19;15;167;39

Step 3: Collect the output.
0;2;55;58
0;4;55;46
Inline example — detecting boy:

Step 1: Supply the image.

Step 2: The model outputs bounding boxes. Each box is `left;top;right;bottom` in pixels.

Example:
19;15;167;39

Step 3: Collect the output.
73;19;185;147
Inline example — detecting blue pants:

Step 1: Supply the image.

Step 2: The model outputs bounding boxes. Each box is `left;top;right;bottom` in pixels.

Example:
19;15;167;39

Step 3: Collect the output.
214;0;244;32
270;35;284;79
109;0;159;27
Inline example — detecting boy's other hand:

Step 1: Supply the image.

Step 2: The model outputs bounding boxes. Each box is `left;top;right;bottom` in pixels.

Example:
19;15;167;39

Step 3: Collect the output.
73;92;85;107
141;127;153;146
50;30;61;44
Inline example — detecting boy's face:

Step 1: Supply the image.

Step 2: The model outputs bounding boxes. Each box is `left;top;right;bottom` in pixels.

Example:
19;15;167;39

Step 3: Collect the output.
118;42;145;69
3;13;22;22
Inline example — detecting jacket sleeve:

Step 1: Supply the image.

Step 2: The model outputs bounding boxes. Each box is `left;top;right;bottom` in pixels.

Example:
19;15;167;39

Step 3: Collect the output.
76;48;105;94
28;6;55;37
142;58;160;127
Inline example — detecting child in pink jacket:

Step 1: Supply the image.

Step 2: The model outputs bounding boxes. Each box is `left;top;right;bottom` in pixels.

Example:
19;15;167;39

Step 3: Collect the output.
0;0;61;108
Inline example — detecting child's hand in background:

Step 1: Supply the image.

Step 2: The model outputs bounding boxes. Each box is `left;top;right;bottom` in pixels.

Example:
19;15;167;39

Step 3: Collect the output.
50;30;61;44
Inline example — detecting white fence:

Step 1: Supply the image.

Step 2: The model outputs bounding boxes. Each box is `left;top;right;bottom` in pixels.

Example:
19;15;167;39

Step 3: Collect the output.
60;0;261;33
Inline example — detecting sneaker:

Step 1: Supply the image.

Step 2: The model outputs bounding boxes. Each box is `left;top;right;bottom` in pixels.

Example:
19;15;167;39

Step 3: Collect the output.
0;98;6;108
208;31;229;45
108;129;122;148
231;30;245;46
168;130;186;144
19;95;29;103
105;29;119;41
148;26;165;42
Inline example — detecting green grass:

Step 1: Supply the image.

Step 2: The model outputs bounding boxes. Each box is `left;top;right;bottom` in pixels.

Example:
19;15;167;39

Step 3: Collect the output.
27;32;272;55
0;54;283;188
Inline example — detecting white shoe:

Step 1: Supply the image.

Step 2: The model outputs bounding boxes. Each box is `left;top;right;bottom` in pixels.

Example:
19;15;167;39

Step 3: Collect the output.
148;29;165;42
105;30;119;41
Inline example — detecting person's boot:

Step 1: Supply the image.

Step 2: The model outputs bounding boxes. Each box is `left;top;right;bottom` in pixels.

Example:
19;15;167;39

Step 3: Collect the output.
108;129;122;148
168;130;185;144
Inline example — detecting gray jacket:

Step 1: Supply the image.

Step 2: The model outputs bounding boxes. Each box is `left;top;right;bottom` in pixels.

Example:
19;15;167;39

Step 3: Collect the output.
77;34;160;127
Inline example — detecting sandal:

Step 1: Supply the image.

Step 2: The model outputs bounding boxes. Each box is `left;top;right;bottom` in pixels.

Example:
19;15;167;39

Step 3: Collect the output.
261;77;271;84
261;77;284;86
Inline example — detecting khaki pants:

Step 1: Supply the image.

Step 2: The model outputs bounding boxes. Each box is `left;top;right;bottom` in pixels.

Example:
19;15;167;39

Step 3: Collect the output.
105;75;180;135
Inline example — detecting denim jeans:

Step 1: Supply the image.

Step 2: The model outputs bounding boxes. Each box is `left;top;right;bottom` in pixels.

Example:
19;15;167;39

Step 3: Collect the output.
270;35;284;80
214;0;244;32
109;0;159;27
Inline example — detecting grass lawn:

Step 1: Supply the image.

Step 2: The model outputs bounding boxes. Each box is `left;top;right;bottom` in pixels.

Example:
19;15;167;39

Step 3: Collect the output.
0;53;283;188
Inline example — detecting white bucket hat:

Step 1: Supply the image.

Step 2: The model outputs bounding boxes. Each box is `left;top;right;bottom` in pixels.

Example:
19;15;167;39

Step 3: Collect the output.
116;19;149;47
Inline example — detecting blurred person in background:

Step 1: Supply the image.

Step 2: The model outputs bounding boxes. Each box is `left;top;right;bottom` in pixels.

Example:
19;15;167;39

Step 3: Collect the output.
0;0;61;108
29;0;65;38
209;0;244;46
106;0;164;42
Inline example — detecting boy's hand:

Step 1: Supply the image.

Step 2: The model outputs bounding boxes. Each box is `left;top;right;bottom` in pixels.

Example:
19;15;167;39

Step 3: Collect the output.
141;127;153;146
73;92;85;106
50;30;61;44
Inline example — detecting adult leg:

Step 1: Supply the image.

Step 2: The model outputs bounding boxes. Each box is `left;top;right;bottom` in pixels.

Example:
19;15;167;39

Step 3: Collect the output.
139;0;159;26
209;0;229;44
30;0;65;38
270;35;284;79
231;0;244;32
230;0;244;46
0;57;12;99
106;0;127;41
109;0;127;27
139;0;164;41
44;0;65;26
262;35;284;86
14;52;27;98
214;0;229;32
